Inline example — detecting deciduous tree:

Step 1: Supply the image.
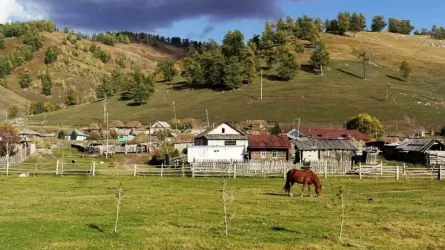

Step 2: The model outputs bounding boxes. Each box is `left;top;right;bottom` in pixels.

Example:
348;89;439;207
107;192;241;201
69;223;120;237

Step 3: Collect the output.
346;113;384;138
223;57;244;90
41;71;52;96
371;16;387;32
222;30;245;58
309;41;330;75
277;47;300;81
399;61;412;81
357;50;370;79
242;45;256;84
156;59;176;81
19;72;32;88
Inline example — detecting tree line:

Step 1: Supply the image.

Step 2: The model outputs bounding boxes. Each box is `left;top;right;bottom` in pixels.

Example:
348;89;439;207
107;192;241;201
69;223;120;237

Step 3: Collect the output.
414;25;445;40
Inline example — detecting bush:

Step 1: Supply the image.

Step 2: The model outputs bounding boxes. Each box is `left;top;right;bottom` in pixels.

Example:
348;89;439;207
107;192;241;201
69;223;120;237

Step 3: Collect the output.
440;126;445;136
94;47;110;63
44;46;61;64
0;78;7;88
23;30;43;52
41;71;52;96
19;72;32;88
8;106;19;119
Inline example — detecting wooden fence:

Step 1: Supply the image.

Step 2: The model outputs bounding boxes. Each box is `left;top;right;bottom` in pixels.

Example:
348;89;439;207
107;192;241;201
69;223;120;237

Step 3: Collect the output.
1;159;444;180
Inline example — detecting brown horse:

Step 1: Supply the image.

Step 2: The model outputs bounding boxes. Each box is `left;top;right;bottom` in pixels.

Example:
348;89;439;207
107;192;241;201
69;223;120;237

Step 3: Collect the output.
283;168;322;198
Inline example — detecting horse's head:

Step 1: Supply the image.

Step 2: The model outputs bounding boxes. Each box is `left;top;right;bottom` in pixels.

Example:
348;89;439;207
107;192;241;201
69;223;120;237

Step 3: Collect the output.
315;184;322;197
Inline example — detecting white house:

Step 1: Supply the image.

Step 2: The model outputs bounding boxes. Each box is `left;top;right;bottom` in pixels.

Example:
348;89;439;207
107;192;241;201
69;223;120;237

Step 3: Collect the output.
187;123;248;163
150;121;171;134
64;129;88;141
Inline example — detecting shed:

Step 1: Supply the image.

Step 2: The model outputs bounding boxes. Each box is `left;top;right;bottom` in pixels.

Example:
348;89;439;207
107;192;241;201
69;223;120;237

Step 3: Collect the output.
293;138;358;163
248;134;291;161
394;139;445;164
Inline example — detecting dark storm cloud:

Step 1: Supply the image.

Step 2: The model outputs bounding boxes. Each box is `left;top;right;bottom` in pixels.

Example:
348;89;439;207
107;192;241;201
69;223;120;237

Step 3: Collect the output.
22;0;308;32
200;25;215;38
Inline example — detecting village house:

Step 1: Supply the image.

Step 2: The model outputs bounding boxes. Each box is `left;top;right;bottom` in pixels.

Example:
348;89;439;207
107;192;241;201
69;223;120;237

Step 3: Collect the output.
150;121;171;135
18;129;41;139
248;134;291;161
62;129;88;141
287;128;371;142
384;139;445;165
293;137;358;164
173;133;195;154
187;123;248;163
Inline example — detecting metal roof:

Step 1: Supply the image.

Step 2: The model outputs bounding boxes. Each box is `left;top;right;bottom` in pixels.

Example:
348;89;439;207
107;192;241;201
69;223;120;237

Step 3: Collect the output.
248;134;291;149
152;121;171;128
294;138;358;151
395;139;444;152
287;128;371;141
197;122;246;138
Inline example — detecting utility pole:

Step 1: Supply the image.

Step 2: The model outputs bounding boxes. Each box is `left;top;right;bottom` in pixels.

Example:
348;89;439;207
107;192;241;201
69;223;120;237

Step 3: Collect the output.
206;109;210;128
297;118;301;138
106;112;109;159
103;96;107;126
260;69;263;101
172;102;177;130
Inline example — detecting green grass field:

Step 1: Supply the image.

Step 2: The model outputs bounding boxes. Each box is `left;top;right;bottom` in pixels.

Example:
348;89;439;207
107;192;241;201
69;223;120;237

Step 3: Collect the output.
0;176;444;249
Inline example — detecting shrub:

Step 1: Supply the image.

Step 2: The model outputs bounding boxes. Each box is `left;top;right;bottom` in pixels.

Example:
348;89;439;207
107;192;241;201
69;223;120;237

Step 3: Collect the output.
44;46;61;64
19;72;32;88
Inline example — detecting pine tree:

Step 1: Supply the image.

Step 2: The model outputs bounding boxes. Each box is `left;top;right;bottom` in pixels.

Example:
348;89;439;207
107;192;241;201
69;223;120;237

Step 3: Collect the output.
337;12;351;34
242;45;256;84
277;47;300;81
19;72;32;88
129;70;155;105
41;71;52;96
222;30;245;58
399;61;412;81
309;41;330;75
223;57;244;90
65;88;77;106
261;22;275;49
0;33;5;49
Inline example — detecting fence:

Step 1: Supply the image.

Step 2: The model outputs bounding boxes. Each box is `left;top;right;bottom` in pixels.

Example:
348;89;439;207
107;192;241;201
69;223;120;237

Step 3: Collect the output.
1;159;444;181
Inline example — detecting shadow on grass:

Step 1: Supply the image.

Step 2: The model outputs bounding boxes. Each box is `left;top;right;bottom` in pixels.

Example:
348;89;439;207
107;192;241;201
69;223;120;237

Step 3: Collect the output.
168;222;200;229
263;192;287;197
87;224;104;233
170;81;226;92
126;102;145;107
301;64;316;74
271;226;298;233
263;74;283;81
336;69;362;79
386;75;404;82
370;96;387;102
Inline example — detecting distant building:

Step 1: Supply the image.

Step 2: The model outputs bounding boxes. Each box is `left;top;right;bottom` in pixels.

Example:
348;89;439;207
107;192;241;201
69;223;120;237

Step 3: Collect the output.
187;123;248;163
384;139;445;165
287;128;371;142
173;134;195;154
248;134;291;161
150;121;171;134
63;129;88;141
293;138;358;163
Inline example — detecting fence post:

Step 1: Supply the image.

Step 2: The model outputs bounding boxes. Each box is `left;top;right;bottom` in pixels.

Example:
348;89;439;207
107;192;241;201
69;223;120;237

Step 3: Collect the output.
324;161;328;179
359;162;362;180
192;165;195;178
396;166;400;180
92;161;96;177
380;162;383;175
182;162;185;177
161;163;164;178
439;165;443;181
233;164;237;179
56;160;59;176
133;164;137;177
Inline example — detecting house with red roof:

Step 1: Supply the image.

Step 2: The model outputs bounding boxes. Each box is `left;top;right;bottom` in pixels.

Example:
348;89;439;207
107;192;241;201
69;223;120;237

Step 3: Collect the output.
248;134;291;161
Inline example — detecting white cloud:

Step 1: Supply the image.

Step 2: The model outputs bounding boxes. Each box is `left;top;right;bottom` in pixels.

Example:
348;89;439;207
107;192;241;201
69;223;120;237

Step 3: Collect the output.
0;0;46;24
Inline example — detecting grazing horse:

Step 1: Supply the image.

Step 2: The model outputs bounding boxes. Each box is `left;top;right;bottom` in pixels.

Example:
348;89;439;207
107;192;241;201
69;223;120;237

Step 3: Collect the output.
283;169;322;198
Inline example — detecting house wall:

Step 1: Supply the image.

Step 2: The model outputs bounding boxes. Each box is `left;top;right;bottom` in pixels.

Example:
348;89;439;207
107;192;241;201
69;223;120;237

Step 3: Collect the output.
187;146;246;163
207;124;240;135
249;149;288;161
174;142;194;153
301;151;319;162
75;136;87;141
207;139;248;147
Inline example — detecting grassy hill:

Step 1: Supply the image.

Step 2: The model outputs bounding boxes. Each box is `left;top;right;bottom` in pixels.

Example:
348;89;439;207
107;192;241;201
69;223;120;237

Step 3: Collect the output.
11;31;445;131
1;31;186;104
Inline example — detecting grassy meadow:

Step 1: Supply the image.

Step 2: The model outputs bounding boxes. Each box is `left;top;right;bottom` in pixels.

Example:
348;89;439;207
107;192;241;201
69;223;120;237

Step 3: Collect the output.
0;176;444;249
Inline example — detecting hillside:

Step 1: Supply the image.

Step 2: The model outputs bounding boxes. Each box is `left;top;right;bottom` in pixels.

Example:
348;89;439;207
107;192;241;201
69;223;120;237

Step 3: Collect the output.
1;31;186;104
20;31;445;131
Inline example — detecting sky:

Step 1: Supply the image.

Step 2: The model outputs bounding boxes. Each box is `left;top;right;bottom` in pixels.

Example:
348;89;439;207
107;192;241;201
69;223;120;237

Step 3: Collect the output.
1;0;444;42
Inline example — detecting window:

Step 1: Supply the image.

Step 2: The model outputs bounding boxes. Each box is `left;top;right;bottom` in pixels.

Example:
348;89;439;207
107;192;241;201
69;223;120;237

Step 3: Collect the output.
222;128;225;134
260;151;266;158
225;140;236;146
272;150;278;158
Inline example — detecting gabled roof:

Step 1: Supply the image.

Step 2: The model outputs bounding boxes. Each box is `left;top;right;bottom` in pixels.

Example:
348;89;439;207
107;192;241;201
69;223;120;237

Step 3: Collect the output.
19;129;41;136
288;128;371;141
173;133;195;144
65;129;87;137
152;121;171;128
197;122;246;137
294;138;358;151
396;139;445;153
248;134;291;149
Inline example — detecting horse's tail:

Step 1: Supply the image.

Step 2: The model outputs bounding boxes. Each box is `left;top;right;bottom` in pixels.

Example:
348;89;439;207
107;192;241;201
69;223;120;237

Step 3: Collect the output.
283;169;294;193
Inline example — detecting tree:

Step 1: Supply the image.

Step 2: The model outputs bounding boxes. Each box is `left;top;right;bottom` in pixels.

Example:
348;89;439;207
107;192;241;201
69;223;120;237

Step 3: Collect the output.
357;50;370;79
371;16;387;32
399;61;412;81
19;72;32;88
94;47;111;63
0;122;19;175
260;22;275;49
242;45;256;84
309;41;330;75
269;123;282;135
265;47;277;69
183;47;205;87
350;13;366;35
277;47;300;81
0;33;4;49
41;71;52;96
44;46;61;64
222;30;245;58
156;59;176;81
346;113;384;138
337;12;351;34
23;30;43;52
298;15;319;40
65;88;77;106
223;57;244;90
126;70;155;105
8;106;19;119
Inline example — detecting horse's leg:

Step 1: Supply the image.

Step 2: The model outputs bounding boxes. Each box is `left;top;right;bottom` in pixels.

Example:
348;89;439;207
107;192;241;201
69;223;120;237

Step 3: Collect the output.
300;183;306;197
308;183;311;197
288;181;295;197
